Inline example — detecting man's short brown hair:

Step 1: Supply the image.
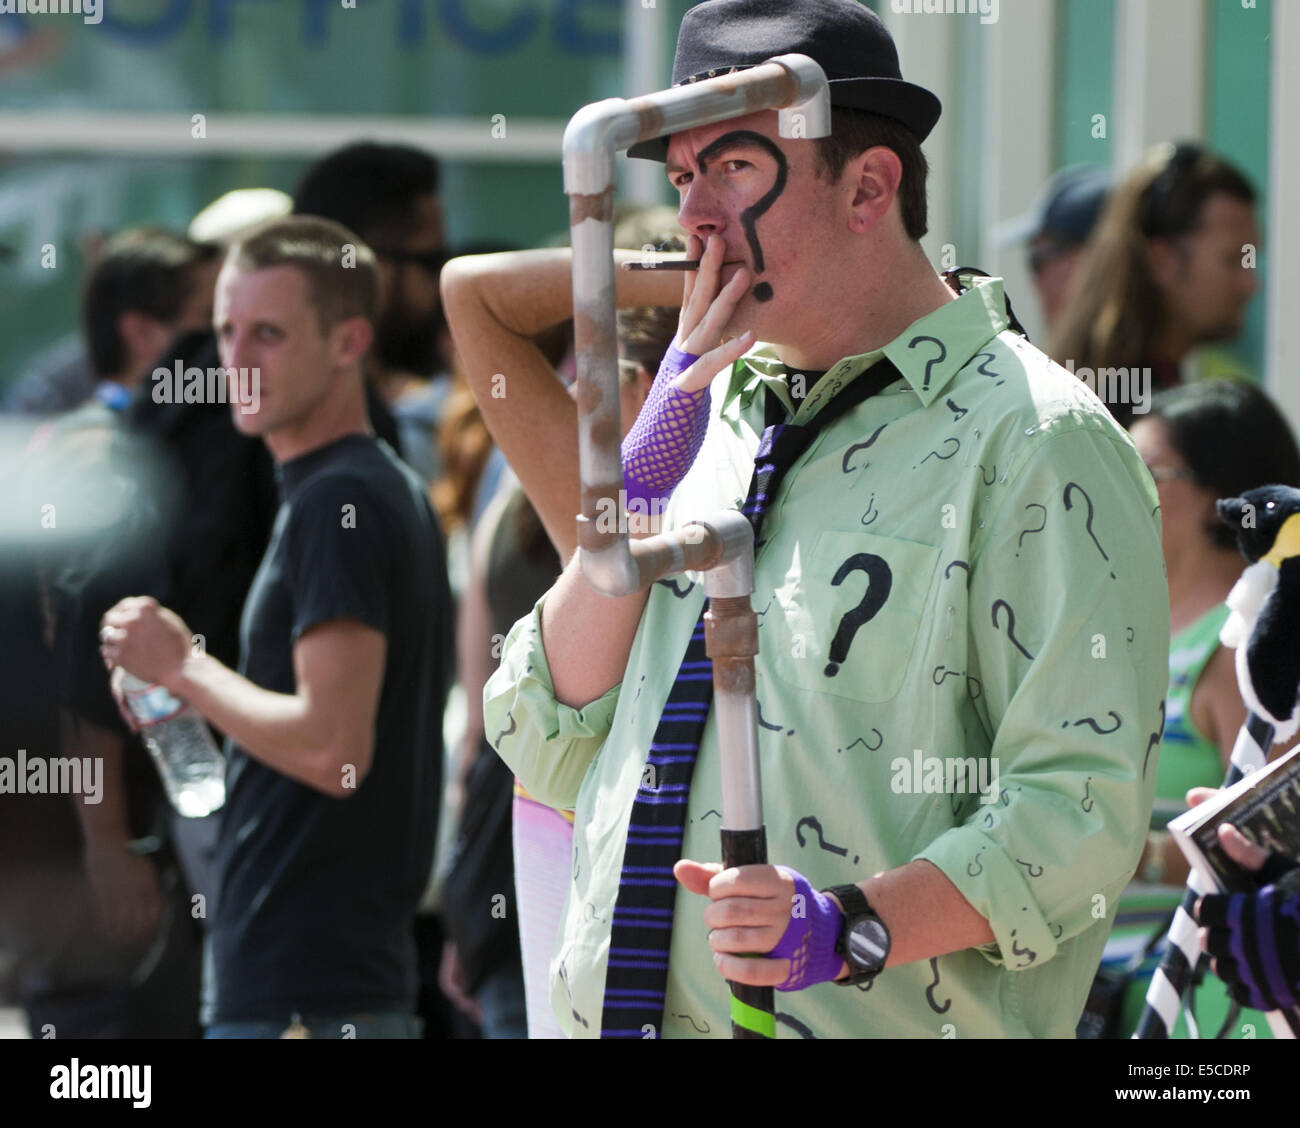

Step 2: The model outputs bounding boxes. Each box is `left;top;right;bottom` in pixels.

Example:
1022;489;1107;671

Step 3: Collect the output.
228;215;378;330
813;107;929;241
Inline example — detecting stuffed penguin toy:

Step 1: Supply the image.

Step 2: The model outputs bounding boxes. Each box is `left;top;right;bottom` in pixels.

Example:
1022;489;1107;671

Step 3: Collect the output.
1217;485;1300;744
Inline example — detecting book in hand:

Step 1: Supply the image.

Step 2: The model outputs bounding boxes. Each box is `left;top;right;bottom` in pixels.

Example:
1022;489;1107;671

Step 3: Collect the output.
1169;745;1300;893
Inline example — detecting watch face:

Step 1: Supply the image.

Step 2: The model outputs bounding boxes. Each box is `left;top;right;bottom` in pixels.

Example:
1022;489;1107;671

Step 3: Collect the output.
847;918;889;972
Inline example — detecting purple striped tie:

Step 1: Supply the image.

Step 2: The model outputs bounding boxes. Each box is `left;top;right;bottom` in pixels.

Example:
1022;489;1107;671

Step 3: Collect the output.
598;358;902;1037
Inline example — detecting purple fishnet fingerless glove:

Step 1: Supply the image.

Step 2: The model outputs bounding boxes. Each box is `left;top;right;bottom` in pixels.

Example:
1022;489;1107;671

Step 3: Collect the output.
620;344;710;515
766;866;845;991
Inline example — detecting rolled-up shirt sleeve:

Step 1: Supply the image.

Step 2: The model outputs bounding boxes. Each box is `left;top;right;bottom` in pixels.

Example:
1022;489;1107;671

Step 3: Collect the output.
484;593;621;810
917;420;1170;971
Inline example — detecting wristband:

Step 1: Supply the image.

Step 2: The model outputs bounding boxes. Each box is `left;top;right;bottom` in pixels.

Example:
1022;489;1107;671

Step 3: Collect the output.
765;866;845;991
620;344;710;517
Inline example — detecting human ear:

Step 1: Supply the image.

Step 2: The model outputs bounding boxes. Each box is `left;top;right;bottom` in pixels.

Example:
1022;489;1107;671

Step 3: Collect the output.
847;145;903;236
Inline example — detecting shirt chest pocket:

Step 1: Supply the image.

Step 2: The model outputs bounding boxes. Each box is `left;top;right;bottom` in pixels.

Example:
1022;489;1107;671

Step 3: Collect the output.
765;530;940;704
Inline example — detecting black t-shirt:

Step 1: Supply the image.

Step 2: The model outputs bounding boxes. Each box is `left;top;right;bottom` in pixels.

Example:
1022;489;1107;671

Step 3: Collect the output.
204;434;453;1024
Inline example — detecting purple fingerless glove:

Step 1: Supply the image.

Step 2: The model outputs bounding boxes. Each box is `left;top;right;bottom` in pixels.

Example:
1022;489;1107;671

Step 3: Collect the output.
766;866;845;991
620;343;710;517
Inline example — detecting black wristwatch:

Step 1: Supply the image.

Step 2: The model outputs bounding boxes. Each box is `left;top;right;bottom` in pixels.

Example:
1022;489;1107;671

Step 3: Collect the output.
825;884;890;987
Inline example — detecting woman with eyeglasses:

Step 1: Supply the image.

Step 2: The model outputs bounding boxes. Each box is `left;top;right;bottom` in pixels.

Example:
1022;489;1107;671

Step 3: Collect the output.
1087;378;1300;1038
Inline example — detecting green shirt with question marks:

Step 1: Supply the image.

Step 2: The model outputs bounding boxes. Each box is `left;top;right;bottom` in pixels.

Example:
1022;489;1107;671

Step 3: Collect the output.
485;276;1171;1038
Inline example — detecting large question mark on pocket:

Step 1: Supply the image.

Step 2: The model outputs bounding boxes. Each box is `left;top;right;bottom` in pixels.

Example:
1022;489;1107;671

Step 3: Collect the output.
795;815;859;863
908;335;947;391
1063;481;1115;578
824;553;892;677
697;130;789;303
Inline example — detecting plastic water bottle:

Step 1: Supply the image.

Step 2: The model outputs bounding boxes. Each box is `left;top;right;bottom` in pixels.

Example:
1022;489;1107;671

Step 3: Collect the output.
120;673;226;817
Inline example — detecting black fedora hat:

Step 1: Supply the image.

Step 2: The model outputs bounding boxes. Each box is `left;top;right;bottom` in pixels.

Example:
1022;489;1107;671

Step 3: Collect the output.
627;0;941;162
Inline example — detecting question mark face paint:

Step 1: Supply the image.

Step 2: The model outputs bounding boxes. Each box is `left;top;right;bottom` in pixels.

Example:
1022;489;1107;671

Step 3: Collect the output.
824;553;893;676
695;130;788;304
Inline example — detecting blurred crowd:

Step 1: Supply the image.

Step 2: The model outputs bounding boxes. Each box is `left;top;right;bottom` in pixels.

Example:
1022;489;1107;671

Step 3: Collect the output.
0;130;1290;1039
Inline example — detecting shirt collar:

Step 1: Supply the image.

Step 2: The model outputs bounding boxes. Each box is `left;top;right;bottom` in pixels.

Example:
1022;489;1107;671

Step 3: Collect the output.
723;275;1011;422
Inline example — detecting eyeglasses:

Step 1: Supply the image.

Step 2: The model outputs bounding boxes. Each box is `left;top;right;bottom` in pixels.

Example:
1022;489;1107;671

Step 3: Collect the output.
370;247;447;275
1144;464;1197;484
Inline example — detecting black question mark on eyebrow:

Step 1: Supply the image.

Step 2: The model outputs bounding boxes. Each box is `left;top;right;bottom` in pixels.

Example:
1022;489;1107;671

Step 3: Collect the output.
1081;777;1094;813
795;815;857;863
925;958;952;1014
1143;700;1166;777
919;436;961;465
972;351;1004;386
1062;711;1122;735
991;599;1035;660
907;335;947;391
1063;481;1115;578
1016;503;1048;553
697;129;788;303
825;553;892;676
842;424;888;473
944;559;970;581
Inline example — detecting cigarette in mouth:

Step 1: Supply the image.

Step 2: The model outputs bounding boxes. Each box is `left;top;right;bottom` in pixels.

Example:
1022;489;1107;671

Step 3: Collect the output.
620;260;702;271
